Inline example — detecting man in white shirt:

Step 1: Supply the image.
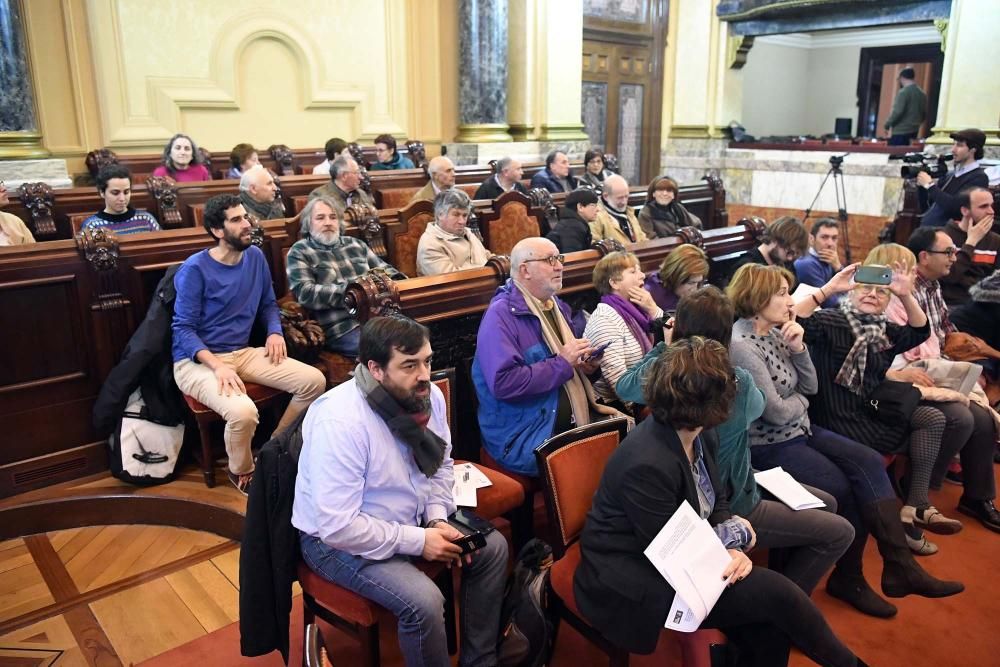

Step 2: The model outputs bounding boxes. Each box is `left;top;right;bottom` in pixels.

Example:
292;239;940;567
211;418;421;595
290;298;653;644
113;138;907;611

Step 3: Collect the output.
293;316;507;666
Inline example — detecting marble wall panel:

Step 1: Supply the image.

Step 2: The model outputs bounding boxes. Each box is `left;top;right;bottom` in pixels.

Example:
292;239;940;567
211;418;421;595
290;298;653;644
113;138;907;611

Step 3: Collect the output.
749;169;887;216
617;84;644;183
581;82;607;147
0;0;37;132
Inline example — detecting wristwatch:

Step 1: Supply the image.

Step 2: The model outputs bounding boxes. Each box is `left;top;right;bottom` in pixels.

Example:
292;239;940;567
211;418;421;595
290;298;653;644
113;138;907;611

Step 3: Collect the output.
426;518;446;529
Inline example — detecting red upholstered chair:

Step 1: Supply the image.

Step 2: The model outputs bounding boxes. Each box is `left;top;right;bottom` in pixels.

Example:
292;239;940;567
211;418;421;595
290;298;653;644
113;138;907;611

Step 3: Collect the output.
534;418;724;667
182;385;288;488
298;368;524;667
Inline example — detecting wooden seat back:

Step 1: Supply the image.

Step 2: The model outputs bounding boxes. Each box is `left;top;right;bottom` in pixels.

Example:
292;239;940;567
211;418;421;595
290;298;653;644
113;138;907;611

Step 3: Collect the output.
477;190;543;255
388;199;436;277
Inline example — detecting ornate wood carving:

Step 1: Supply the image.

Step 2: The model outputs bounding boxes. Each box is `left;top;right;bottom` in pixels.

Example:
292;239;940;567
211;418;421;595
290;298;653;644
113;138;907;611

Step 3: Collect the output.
485;254;511;282
468;209;484;244
197;147;213;173
425;312;483;371
677;226;705;248
592;238;626;256
146;176;182;227
76;228;130;312
404;140;428;170
18;182;57;237
345;268;402;322
488;159;500;174
85;148;120;178
271;171;287;216
358;165;373;196
528;187;559;232
740;216;767;241
268;144;296;176
603;153;620;174
249;221;265;248
344;203;386;258
347;142;369;169
702;174;729;229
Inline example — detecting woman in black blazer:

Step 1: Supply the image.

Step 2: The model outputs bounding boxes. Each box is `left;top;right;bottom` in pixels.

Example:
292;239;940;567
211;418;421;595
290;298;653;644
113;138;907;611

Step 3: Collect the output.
573;337;864;667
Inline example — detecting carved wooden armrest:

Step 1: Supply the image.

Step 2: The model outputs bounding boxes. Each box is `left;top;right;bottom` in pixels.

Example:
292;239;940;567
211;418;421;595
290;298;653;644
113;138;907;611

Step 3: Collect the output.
146;176;182;227
268;144;296;176
404;140;427;170
85;148;120;179
18;182;56;237
345;268;402;323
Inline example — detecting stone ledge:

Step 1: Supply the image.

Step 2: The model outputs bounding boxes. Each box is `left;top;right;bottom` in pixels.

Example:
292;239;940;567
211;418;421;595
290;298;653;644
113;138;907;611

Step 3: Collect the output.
0;158;73;189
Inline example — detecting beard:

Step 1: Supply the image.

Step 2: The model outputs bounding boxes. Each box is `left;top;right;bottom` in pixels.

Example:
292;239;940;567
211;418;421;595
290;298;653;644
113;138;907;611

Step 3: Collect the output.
767;246;789;265
312;230;339;245
383;378;432;413
223;228;252;251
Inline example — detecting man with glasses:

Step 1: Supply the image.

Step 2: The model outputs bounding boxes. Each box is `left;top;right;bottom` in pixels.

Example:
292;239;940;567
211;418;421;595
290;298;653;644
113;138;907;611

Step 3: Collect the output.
939;187;998;307
473;237;622;479
172;194;326;495
893;227;1000;533
728;215;809;282
416;189;492;276
0;180;36;245
308;155;374;219
590;174;647;245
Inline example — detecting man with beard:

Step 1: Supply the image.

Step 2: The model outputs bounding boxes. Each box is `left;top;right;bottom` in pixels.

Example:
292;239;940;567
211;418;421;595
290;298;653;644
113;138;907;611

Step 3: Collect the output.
589;174;647;245
727;215;809;283
939;186;999;306
286;196;405;356
172;194;326;495
293;316;508;667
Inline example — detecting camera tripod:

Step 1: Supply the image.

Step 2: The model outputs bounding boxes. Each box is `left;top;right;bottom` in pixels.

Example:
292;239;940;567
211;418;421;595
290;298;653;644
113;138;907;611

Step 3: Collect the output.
803;153;852;263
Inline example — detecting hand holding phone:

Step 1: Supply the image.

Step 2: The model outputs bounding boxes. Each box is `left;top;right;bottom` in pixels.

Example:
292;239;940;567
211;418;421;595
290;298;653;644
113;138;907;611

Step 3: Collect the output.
854;264;893;286
584;341;612;362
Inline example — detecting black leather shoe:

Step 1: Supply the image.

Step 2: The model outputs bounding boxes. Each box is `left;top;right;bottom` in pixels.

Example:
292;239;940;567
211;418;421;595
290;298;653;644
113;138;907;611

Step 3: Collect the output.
957;497;1000;533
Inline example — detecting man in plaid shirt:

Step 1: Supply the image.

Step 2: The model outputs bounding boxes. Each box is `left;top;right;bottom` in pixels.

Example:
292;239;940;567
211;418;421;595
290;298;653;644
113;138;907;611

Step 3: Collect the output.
898;227;1000;533
287;196;405;356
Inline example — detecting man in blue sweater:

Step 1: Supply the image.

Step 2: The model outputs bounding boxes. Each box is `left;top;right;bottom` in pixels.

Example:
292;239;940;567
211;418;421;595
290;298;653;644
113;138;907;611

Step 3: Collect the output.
172;194;326;494
794;218;843;308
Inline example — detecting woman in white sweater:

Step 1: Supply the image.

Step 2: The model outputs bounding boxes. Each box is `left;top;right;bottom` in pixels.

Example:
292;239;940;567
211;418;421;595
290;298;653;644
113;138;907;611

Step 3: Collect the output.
582;251;662;406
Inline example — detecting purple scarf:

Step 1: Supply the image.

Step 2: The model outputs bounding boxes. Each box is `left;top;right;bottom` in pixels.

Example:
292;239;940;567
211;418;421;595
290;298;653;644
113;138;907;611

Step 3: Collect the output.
602;293;653;354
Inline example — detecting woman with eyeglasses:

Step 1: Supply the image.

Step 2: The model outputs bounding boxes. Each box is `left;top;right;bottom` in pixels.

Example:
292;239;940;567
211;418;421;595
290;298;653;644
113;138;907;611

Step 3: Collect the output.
368;133;414;171
796;254;963;553
727;263;963;619
582;251;662;408
637;175;703;239
643;243;709;312
578;148;614;189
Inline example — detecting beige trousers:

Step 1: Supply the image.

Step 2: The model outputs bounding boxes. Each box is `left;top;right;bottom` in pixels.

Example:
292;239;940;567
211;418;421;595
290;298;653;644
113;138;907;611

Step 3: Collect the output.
174;347;326;474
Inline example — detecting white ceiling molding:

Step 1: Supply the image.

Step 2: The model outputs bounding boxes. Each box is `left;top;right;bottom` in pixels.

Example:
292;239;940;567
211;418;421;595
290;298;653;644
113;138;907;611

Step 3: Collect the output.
757;24;941;50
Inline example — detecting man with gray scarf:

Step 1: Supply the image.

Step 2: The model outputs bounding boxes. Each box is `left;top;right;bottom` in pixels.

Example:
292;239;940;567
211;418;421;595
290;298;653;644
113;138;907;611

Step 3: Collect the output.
294;316;508;667
286;196;405;356
239;165;285;220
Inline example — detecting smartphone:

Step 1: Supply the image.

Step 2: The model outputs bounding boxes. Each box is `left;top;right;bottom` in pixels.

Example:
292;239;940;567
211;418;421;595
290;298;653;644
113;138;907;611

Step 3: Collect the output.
855;265;892;285
585;341;612;361
447;510;494;555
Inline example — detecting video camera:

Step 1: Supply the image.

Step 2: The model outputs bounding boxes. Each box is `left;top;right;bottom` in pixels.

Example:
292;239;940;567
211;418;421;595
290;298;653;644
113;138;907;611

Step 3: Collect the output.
888;151;953;179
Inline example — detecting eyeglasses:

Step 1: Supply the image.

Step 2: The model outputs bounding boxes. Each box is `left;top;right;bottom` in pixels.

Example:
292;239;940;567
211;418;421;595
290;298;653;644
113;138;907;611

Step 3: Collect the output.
523;254;565;267
925;247;958;257
854;284;891;298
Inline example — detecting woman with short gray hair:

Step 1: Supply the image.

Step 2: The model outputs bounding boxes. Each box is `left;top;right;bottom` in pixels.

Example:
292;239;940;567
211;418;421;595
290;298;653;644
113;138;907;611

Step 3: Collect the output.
417;190;492;276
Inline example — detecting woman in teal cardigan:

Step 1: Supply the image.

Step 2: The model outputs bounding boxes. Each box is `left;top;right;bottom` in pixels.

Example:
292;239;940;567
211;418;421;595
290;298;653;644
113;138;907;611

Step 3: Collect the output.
616;286;854;596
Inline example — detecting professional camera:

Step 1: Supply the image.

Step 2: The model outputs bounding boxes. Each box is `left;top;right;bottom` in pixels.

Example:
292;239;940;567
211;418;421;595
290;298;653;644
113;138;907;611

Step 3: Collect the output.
888;151;953;179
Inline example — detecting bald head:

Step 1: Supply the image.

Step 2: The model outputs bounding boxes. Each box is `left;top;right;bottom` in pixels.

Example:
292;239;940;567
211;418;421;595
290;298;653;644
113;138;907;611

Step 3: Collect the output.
428;155;456;190
240;165;276;203
603;174;629;211
511;237;564;301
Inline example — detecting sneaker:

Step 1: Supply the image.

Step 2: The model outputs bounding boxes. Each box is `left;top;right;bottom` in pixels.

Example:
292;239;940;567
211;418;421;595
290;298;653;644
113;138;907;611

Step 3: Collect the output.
228;470;253;496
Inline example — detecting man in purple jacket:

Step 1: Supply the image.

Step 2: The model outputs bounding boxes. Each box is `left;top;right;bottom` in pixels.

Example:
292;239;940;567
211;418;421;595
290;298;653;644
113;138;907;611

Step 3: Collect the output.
172;194;326;495
472;237;609;477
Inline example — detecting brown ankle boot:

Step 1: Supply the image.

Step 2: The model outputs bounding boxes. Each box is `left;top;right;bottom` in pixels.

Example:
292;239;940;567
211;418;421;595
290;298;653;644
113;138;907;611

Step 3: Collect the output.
863;499;965;599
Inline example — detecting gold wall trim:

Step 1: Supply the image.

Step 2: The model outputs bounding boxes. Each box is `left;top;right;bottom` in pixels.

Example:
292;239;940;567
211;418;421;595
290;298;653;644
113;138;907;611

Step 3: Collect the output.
455;123;514;143
535;123;589;141
669;124;712;138
0;132;50;160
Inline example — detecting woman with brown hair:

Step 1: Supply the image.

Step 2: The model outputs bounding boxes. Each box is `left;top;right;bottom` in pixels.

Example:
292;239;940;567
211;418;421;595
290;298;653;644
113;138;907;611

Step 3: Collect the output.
727;262;963;618
582;251;662;405
574;337;866;666
637;175;702;239
643;243;709;312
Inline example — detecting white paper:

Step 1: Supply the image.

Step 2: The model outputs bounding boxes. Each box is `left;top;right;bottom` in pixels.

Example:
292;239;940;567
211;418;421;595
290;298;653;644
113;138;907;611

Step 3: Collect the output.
455;462;493;489
754;467;826;510
792;282;823;310
452;478;478;507
643;500;732;632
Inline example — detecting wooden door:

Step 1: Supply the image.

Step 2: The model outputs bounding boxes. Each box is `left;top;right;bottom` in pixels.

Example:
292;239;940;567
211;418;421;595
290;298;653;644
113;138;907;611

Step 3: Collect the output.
581;0;668;186
856;43;943;139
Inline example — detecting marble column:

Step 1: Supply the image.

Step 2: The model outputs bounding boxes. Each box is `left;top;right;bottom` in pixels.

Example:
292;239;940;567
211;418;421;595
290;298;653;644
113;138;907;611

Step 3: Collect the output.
0;0;47;158
456;0;513;143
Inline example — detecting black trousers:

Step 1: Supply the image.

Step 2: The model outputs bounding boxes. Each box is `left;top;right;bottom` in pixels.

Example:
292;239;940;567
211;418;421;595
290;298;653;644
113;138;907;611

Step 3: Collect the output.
929;400;997;500
702;567;857;667
889;132;917;146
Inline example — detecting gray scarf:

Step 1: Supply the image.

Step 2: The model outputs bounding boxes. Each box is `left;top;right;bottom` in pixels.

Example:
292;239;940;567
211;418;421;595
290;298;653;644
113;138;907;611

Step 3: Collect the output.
354;363;446;477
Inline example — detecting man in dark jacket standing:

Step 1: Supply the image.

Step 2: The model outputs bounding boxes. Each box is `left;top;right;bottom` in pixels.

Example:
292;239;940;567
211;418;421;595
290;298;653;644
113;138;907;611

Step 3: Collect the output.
547;188;597;253
918;128;989;227
884;68;926;146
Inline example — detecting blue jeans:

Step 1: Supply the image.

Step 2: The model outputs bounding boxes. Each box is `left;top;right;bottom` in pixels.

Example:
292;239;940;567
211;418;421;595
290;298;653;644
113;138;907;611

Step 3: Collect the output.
750;426;894;571
300;530;508;667
325;327;361;357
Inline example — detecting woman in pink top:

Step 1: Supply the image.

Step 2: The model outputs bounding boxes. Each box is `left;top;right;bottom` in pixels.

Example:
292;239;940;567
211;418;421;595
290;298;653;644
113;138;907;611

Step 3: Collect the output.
152;133;213;182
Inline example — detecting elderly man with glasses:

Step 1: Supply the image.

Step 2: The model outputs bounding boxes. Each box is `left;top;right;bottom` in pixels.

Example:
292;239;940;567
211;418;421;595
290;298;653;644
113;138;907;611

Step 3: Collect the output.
308;155;374;219
472;237;626;479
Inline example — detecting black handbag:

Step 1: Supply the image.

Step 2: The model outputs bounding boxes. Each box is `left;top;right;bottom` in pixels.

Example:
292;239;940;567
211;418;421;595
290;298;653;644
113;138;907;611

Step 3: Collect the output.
868;380;921;424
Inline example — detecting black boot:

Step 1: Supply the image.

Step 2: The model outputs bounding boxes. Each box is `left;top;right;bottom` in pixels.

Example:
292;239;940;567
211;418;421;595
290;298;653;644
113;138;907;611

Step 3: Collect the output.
863;499;965;599
826;567;897;618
